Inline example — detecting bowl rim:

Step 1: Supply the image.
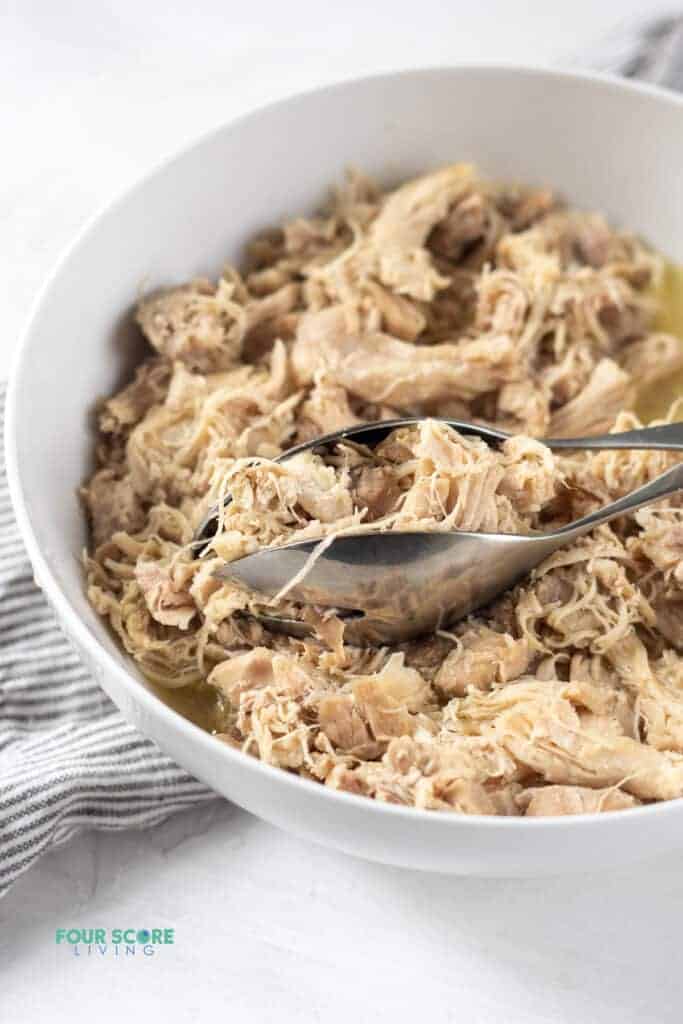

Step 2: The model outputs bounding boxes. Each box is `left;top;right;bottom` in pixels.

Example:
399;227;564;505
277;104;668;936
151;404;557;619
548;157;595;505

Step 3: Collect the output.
7;61;683;834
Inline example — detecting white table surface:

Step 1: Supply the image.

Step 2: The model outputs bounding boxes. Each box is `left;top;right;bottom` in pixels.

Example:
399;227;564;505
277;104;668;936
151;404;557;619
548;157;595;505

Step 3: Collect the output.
2;2;681;1020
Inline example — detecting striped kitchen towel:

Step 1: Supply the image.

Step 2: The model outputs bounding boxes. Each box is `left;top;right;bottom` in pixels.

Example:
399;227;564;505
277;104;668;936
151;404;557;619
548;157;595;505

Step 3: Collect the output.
0;385;215;899
2;13;683;897
575;13;683;87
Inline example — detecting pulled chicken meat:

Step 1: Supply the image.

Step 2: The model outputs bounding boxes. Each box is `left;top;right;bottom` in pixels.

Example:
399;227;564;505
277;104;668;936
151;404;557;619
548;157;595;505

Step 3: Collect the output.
83;163;683;817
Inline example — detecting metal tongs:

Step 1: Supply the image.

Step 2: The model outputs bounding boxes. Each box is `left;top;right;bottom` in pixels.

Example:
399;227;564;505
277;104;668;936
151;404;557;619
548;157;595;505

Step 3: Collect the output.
194;418;683;644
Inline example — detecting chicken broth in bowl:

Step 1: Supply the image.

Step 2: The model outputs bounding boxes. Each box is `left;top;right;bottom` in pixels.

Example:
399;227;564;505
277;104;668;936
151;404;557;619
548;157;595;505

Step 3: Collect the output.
82;163;683;818
637;262;683;421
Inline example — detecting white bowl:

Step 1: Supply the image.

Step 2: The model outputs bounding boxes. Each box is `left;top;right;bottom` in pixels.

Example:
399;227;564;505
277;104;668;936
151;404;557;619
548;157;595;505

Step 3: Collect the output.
7;66;683;876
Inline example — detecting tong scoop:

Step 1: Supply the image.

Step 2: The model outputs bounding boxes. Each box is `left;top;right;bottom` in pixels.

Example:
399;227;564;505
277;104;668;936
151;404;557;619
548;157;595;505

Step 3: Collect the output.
198;418;683;644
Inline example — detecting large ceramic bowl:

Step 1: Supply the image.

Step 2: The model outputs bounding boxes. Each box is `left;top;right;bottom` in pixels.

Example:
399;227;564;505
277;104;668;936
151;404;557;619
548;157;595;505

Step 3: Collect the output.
7;66;683;875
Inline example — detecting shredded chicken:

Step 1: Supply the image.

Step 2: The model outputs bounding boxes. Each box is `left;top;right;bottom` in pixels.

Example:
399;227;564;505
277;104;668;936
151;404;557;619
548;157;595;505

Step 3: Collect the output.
83;163;683;816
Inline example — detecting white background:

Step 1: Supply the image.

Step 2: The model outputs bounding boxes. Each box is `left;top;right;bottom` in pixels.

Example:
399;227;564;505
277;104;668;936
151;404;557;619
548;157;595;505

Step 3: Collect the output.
1;2;681;1021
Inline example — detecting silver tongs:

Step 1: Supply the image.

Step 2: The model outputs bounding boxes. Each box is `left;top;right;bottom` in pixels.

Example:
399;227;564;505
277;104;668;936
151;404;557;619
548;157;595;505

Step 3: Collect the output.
195;418;683;644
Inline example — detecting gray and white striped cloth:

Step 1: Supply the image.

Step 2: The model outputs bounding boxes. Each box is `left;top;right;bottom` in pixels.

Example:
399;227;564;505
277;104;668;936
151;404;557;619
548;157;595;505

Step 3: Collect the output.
2;14;683;898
